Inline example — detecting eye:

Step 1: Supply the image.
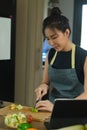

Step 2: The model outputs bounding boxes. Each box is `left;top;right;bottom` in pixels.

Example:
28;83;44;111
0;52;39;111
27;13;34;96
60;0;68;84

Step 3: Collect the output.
52;35;58;39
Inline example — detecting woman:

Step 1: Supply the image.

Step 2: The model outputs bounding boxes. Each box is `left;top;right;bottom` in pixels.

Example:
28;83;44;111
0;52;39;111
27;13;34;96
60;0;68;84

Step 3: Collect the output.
35;7;87;112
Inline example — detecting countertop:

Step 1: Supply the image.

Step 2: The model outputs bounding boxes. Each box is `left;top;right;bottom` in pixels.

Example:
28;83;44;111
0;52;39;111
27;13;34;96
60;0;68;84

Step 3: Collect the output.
0;101;50;130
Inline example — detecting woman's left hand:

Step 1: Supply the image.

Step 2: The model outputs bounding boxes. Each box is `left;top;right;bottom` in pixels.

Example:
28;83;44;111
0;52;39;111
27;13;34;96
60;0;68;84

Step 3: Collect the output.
35;100;53;112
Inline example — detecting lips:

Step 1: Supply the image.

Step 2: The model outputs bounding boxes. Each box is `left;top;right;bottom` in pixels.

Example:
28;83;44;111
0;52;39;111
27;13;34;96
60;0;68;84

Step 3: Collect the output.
54;45;60;50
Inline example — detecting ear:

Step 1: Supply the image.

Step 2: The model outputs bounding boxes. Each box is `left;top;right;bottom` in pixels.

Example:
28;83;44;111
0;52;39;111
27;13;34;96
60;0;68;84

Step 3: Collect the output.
64;29;70;37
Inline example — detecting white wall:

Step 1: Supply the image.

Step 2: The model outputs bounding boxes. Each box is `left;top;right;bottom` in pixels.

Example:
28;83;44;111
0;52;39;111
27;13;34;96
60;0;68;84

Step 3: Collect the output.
58;0;74;40
44;0;49;18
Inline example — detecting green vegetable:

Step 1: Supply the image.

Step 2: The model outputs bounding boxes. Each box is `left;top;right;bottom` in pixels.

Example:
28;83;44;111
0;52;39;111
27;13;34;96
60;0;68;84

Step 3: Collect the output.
31;107;38;112
4;113;27;128
17;123;32;130
16;104;23;110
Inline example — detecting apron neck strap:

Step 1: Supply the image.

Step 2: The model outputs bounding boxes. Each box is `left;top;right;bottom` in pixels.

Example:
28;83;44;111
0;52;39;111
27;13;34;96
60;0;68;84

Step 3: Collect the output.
50;43;76;68
71;43;76;68
50;51;57;65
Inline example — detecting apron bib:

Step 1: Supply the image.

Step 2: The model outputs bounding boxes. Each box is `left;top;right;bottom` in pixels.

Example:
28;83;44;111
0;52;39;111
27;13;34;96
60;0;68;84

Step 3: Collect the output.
48;44;84;103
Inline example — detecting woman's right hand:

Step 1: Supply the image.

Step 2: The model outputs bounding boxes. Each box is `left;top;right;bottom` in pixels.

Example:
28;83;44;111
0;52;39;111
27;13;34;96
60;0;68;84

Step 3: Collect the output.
35;83;48;100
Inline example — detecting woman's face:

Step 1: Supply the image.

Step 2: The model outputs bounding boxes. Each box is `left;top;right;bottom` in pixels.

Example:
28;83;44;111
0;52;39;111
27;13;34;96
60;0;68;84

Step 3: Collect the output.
45;28;70;51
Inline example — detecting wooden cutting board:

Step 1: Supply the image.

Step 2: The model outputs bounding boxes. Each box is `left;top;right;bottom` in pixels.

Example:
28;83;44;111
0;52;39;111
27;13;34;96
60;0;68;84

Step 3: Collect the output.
0;105;51;122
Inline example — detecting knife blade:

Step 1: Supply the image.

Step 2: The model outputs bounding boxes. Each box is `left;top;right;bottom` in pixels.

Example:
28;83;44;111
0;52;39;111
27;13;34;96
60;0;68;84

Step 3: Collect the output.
34;98;41;108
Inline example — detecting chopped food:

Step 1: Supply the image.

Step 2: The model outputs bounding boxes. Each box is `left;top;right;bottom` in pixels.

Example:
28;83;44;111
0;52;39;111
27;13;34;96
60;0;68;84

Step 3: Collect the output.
4;112;27;128
26;114;33;123
16;104;23;110
31;107;38;112
27;128;38;130
9;104;23;110
17;122;32;130
9;104;16;110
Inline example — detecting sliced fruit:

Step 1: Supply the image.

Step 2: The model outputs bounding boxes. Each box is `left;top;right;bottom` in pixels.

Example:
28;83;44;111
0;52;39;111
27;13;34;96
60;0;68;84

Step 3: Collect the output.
31;107;38;112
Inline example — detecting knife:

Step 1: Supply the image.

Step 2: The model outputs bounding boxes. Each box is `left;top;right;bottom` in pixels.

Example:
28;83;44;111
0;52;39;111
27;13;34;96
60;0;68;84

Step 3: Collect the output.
34;98;41;108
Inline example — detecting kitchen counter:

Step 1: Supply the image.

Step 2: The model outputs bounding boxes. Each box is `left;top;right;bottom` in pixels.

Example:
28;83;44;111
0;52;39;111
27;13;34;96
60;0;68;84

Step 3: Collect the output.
0;101;50;130
0;101;86;130
0;116;47;130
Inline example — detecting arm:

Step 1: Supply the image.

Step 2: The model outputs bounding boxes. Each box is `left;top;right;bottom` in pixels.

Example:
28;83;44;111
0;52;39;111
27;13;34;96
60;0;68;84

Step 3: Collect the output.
76;56;87;99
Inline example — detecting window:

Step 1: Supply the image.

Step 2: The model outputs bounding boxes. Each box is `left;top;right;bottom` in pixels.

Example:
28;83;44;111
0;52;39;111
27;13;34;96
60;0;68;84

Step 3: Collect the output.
73;0;87;50
81;5;87;50
42;39;52;65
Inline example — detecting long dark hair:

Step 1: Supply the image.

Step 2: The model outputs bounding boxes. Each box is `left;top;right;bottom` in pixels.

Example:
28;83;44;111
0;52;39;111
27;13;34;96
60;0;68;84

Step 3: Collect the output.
42;7;71;37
